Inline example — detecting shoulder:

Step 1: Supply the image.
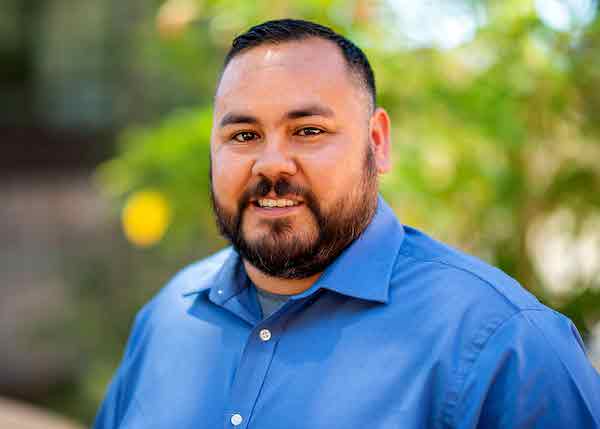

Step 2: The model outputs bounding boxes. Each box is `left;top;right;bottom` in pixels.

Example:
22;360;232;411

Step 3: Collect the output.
390;225;571;360
392;225;543;316
391;226;600;427
388;224;558;363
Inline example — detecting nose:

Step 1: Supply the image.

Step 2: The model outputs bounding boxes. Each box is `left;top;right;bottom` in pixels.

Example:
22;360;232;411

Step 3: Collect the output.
251;139;298;179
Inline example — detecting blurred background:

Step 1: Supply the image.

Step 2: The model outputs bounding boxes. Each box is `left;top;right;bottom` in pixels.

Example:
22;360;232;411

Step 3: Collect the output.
2;0;600;426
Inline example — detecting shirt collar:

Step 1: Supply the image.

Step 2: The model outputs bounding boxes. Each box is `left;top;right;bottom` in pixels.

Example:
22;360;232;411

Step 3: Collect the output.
292;195;404;303
182;195;404;305
180;247;248;306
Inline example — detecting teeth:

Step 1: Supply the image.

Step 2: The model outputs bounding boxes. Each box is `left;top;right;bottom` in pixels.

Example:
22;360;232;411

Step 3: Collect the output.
258;199;299;208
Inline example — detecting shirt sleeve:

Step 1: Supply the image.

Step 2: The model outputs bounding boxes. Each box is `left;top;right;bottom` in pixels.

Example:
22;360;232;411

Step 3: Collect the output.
92;364;128;428
92;307;149;429
450;309;600;429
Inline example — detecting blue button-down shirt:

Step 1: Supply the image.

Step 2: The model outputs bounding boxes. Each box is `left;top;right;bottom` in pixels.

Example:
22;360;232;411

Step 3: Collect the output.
94;197;600;428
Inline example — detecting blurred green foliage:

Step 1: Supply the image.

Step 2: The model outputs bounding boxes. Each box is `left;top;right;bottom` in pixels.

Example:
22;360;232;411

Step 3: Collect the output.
78;0;600;423
100;107;215;243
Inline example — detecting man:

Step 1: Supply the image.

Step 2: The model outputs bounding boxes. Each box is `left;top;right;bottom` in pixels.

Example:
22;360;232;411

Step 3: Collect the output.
94;19;600;428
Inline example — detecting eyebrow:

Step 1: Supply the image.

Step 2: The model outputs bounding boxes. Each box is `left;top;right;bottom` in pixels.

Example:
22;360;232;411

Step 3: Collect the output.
218;104;335;128
219;113;259;128
285;104;335;120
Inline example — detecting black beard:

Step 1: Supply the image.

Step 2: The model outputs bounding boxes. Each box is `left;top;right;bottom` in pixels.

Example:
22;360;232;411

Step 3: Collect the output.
210;148;378;279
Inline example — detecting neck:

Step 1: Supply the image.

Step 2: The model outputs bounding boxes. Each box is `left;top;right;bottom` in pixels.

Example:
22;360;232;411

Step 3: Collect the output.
243;260;322;295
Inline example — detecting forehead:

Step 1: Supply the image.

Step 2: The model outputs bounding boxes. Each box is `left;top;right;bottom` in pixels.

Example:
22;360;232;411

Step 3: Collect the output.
214;38;368;116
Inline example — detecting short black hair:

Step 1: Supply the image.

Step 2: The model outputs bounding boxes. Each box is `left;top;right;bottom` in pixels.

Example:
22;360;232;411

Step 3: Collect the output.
221;19;376;108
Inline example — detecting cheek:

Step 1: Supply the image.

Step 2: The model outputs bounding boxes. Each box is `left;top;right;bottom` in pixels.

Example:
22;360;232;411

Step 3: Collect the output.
300;142;365;201
211;150;252;205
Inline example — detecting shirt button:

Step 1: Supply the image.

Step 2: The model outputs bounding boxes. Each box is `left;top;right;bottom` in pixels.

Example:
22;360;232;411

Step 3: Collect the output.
259;328;272;342
230;413;243;426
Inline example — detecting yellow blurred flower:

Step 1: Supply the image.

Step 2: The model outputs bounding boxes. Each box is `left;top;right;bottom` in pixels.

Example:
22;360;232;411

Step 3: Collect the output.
121;190;171;247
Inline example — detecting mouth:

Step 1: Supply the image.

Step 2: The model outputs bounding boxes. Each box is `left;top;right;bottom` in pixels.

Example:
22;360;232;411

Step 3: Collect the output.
247;197;304;217
251;197;303;208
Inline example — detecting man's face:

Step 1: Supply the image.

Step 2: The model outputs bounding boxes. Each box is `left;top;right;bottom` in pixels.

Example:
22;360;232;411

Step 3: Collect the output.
210;37;390;278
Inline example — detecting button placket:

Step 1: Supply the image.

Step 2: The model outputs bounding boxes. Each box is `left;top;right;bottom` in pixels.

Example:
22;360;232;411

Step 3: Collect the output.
224;322;283;429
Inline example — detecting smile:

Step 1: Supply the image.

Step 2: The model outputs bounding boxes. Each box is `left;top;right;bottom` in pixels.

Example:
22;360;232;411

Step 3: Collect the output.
256;198;300;208
249;198;304;218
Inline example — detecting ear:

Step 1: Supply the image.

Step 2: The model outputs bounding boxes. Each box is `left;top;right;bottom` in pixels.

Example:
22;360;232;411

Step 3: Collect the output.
369;107;392;174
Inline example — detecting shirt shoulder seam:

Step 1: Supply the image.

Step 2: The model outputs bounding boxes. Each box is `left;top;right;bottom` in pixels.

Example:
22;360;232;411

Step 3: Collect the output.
440;308;546;428
518;311;599;419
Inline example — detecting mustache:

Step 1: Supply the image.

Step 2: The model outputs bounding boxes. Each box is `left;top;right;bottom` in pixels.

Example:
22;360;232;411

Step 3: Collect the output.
238;177;312;210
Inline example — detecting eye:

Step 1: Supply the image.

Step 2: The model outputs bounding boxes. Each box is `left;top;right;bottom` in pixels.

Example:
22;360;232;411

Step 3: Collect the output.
232;131;259;143
295;127;324;137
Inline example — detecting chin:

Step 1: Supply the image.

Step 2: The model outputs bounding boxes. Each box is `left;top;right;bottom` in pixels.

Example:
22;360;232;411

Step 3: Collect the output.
244;222;316;249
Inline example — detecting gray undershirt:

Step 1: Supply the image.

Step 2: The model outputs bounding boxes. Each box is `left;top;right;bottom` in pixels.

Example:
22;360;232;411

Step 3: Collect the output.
255;285;291;319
